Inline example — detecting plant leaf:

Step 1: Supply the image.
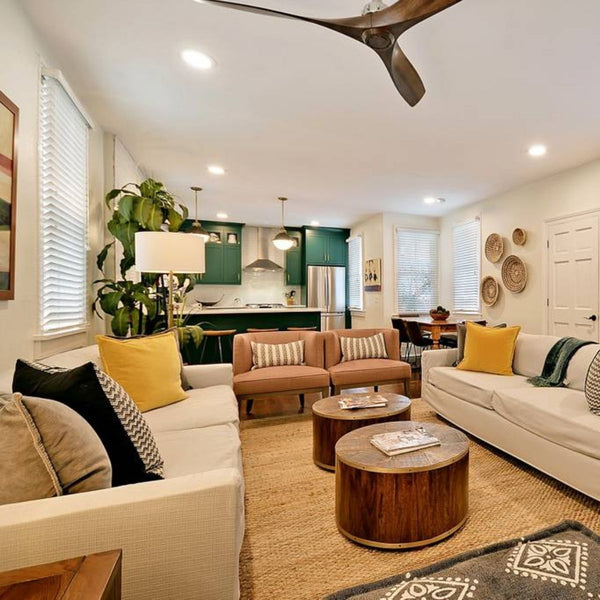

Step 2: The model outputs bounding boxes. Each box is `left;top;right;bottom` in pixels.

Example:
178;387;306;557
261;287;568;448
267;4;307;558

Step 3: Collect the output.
111;307;133;337
99;291;123;315
117;195;136;221
105;188;122;208
167;207;184;232
96;241;114;272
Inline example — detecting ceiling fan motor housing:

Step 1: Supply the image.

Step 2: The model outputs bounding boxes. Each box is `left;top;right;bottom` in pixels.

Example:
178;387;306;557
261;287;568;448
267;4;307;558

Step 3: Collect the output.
361;28;395;51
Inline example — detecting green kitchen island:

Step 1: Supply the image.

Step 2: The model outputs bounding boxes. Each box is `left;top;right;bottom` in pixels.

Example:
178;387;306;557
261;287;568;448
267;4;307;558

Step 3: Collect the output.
183;306;322;364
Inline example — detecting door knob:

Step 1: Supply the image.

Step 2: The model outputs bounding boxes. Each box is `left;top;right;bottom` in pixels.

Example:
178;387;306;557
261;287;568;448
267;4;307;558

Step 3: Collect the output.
584;315;598;322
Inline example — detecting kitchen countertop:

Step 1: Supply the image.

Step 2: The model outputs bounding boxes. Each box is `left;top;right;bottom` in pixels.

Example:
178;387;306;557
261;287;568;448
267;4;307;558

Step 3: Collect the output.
183;306;323;315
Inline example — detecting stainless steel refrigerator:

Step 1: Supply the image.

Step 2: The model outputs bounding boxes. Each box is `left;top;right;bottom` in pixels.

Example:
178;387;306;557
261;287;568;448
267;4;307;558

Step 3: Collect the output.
307;266;346;331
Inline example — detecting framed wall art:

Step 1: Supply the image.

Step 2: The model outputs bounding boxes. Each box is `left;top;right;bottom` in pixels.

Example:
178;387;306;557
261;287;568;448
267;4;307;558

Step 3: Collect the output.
364;258;382;292
0;90;18;301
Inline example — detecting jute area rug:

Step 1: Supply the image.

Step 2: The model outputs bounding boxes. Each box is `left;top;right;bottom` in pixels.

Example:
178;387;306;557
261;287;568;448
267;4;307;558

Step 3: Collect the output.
239;399;600;600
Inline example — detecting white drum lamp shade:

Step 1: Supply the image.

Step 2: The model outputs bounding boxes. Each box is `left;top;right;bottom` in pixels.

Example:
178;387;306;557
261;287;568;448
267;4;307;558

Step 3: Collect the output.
135;232;205;274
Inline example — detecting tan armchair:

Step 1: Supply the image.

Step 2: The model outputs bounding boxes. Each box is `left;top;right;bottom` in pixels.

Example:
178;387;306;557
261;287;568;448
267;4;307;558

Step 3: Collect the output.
325;328;412;396
233;331;330;414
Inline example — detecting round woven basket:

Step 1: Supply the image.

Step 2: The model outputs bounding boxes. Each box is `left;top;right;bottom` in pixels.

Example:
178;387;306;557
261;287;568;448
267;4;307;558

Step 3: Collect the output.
502;255;527;293
481;276;499;306
512;228;527;246
485;233;504;263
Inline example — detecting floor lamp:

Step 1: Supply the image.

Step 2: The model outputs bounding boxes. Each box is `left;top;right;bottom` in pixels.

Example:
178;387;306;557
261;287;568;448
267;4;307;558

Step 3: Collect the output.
135;232;206;329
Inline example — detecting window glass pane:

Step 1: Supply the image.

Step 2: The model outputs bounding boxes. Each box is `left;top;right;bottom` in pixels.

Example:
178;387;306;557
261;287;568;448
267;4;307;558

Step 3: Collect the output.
453;220;481;313
395;229;439;312
348;236;363;310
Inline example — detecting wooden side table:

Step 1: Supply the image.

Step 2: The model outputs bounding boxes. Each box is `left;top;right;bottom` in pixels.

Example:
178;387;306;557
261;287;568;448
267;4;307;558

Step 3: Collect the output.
312;393;411;471
0;550;122;599
335;422;469;549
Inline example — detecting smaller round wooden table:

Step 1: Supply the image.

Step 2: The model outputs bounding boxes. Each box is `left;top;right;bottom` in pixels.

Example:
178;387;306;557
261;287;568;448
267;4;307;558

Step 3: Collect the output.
335;421;469;549
312;394;411;471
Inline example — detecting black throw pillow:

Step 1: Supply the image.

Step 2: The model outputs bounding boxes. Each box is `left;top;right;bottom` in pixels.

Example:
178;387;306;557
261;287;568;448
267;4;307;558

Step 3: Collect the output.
12;360;164;487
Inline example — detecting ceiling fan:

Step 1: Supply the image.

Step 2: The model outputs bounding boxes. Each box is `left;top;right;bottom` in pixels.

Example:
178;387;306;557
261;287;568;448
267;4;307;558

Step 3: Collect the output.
202;0;463;106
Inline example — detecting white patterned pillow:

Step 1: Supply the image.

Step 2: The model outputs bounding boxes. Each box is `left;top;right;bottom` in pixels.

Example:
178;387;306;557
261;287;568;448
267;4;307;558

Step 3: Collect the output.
585;350;600;416
340;333;388;362
251;340;305;370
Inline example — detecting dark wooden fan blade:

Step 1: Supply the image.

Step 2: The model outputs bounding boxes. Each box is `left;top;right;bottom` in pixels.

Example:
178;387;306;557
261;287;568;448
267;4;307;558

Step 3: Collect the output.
202;0;304;21
379;44;426;106
373;0;463;31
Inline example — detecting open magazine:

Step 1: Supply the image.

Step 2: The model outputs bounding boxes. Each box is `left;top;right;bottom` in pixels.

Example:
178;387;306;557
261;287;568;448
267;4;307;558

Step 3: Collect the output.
338;395;389;410
370;427;440;456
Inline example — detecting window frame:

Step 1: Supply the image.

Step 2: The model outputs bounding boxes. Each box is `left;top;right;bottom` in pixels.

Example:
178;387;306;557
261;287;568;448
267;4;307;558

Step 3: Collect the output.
394;227;440;313
452;218;482;314
347;234;364;311
38;68;93;337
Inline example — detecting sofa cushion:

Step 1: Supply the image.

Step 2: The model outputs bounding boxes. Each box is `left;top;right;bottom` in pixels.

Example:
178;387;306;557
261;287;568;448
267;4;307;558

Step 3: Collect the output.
513;333;559;377
328;359;410;387
155;423;242;478
428;366;532;410
492;387;600;460
144;386;239;433
0;393;111;506
565;343;600;391
233;366;329;396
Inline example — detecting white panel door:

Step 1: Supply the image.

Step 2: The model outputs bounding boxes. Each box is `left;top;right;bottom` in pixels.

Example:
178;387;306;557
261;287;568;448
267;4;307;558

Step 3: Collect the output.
548;214;599;341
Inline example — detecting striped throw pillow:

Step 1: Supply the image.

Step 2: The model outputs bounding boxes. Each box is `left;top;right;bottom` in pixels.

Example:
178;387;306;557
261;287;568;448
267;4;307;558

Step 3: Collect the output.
340;333;388;362
585;349;600;415
251;340;305;370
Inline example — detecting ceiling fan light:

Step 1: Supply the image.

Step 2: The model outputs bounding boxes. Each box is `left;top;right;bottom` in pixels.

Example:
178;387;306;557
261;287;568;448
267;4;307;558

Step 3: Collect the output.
273;229;295;251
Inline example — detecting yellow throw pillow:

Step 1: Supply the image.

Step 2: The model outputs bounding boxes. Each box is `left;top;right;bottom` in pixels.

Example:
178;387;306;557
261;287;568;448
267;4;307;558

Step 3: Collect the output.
96;331;188;412
457;322;521;376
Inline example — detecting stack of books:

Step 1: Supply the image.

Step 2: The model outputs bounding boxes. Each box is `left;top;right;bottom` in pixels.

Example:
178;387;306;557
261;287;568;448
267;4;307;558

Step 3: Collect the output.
370;427;440;456
338;395;389;410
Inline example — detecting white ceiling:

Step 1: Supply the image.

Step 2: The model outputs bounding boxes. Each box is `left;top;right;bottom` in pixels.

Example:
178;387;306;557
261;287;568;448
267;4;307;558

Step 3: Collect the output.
21;0;600;227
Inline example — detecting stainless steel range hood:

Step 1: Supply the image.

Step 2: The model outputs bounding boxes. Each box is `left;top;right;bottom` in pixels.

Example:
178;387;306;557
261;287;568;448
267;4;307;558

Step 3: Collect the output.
244;227;283;272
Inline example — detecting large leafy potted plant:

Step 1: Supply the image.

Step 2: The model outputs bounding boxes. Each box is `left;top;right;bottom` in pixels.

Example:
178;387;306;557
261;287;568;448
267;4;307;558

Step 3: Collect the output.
93;179;203;348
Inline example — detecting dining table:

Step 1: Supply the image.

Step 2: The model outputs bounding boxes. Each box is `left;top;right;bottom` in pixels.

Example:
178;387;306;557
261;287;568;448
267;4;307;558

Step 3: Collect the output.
402;316;460;349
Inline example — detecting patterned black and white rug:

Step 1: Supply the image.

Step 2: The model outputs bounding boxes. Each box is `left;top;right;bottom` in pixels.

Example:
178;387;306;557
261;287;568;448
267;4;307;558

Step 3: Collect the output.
326;521;600;599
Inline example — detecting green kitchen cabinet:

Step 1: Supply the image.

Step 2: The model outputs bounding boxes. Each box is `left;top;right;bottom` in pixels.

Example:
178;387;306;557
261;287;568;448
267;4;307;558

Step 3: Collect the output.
285;230;304;285
183;220;244;285
304;227;349;266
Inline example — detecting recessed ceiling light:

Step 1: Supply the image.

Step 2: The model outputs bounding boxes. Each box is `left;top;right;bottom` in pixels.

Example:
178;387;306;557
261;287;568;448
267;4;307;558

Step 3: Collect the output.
181;49;215;71
423;197;446;205
216;212;228;219
528;144;547;158
207;165;226;175
311;220;320;226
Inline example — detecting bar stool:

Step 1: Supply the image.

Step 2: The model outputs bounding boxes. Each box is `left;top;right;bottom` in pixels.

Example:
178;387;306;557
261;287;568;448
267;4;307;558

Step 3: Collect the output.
287;326;317;331
247;328;279;333
199;329;237;363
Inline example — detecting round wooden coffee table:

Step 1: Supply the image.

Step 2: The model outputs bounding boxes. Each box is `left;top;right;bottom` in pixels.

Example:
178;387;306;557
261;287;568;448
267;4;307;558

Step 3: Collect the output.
335;421;469;549
312;393;411;471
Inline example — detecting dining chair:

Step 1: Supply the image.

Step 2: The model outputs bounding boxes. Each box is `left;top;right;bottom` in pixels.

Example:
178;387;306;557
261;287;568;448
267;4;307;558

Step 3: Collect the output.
404;320;435;370
440;320;487;349
391;318;413;362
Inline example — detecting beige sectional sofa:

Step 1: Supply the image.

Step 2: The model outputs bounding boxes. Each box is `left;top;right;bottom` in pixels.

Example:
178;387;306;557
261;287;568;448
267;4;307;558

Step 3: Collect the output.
0;345;244;600
422;333;600;500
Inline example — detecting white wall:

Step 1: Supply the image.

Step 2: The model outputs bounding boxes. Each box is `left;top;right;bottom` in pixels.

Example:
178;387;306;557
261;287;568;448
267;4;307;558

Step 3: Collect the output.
0;0;106;371
439;158;600;334
351;212;440;328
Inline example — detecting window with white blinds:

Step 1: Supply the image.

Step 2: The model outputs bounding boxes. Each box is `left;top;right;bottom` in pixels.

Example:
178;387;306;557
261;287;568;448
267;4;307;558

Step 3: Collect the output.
453;219;481;313
39;74;90;334
347;236;363;310
395;229;439;312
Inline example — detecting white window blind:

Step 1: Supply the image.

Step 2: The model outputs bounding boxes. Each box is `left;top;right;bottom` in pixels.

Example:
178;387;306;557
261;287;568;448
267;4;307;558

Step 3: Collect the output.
347;236;363;310
453;219;481;313
39;74;90;334
395;229;439;312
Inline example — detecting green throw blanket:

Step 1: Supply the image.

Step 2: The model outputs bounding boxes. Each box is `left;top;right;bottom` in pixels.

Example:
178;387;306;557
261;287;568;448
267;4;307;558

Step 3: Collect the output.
528;337;594;387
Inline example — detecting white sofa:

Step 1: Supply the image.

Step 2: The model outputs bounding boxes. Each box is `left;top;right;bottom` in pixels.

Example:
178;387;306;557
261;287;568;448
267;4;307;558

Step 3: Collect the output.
0;345;244;600
422;333;600;500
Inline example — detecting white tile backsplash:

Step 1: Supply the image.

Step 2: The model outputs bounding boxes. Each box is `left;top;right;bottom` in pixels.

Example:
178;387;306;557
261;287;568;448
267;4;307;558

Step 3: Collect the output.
188;226;301;306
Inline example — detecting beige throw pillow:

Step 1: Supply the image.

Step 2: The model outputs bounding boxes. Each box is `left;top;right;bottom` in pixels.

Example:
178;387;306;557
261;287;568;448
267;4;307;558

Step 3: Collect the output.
0;393;112;506
340;333;388;362
251;340;305;370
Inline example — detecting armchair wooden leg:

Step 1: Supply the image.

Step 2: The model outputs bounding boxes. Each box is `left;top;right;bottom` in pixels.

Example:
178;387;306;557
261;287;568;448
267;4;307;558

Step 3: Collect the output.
403;378;411;399
374;385;379;392
322;387;330;399
246;398;254;415
299;394;305;413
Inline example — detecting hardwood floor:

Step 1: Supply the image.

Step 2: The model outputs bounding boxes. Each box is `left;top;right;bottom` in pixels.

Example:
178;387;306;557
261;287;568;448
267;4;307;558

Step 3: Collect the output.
240;371;422;421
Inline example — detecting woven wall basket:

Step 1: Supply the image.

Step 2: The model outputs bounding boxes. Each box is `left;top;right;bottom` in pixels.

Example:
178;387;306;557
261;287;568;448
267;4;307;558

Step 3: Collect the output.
481;276;499;306
485;233;504;263
502;255;527;293
512;228;527;246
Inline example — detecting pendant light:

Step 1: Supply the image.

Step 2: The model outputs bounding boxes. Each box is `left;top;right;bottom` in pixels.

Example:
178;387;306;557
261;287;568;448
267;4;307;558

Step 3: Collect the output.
272;197;294;251
189;186;210;242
